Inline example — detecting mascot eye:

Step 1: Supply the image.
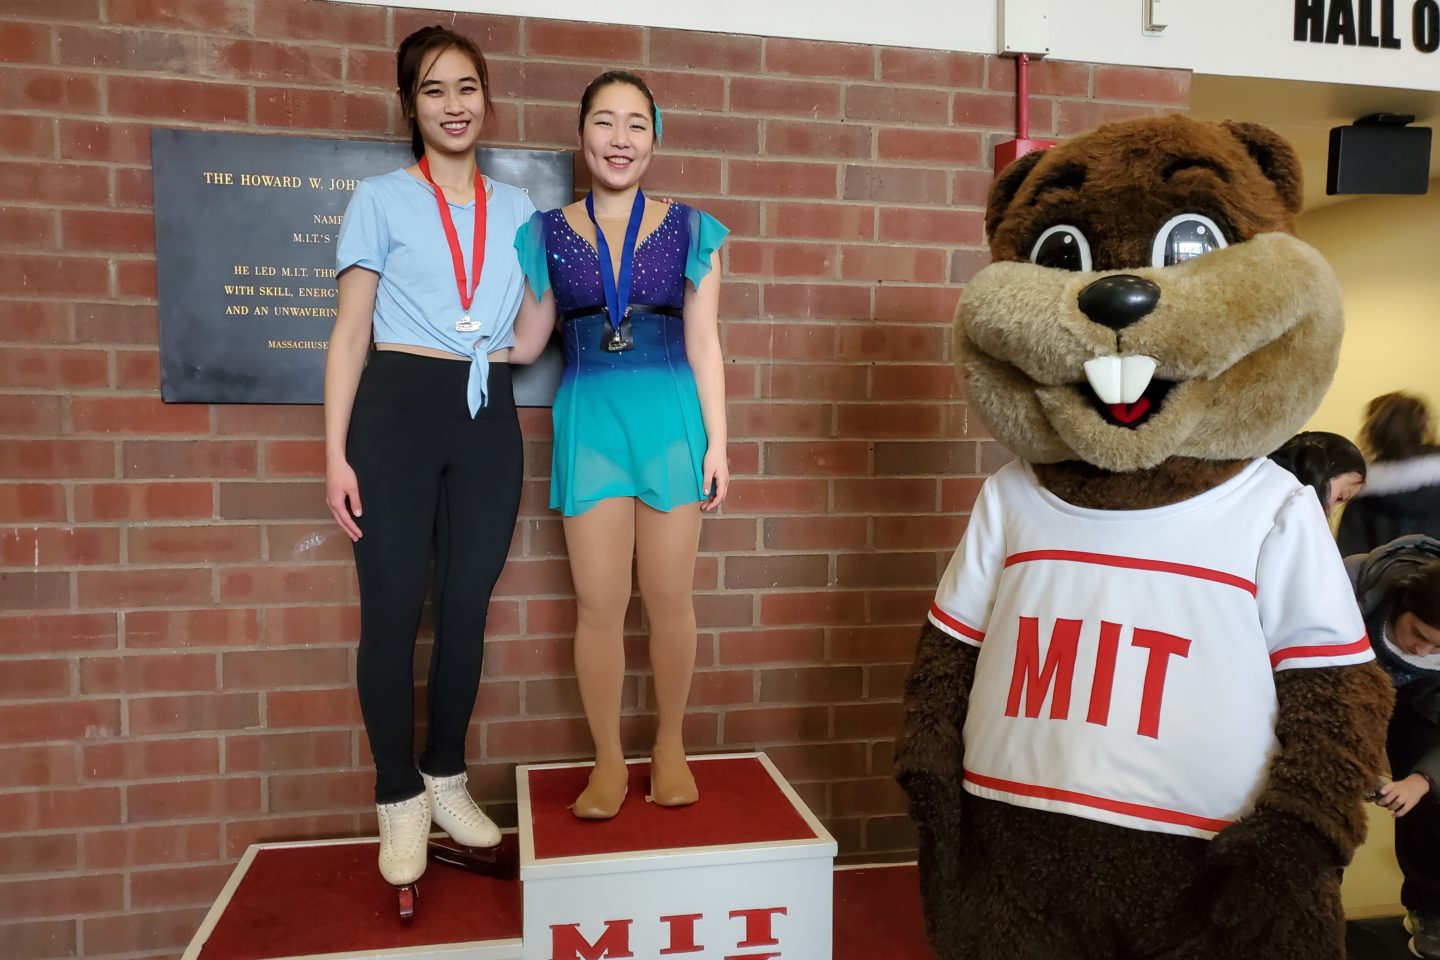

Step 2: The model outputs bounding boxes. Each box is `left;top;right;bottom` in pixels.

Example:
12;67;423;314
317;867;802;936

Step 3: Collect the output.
1151;213;1228;267
1029;225;1093;272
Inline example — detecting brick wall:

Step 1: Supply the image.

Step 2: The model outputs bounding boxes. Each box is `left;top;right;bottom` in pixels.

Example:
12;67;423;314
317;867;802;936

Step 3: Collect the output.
0;1;1190;955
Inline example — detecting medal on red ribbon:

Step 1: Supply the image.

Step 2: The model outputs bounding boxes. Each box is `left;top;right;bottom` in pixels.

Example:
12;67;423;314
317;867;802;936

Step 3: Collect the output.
419;156;486;334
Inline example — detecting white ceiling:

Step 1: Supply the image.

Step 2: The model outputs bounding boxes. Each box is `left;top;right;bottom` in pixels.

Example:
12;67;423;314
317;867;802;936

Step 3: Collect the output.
1189;75;1440;213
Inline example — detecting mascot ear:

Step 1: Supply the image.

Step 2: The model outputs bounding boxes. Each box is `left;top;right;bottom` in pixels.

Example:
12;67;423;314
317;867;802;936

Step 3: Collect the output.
985;148;1047;241
1222;120;1305;217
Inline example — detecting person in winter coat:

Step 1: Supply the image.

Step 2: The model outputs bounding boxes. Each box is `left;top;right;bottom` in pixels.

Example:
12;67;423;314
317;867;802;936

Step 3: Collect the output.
1339;393;1440;554
1347;535;1440;959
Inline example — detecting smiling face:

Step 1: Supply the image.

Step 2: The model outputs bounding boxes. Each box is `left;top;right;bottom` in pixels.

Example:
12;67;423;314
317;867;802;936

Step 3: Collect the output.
406;45;487;159
580;81;656;192
959;115;1345;473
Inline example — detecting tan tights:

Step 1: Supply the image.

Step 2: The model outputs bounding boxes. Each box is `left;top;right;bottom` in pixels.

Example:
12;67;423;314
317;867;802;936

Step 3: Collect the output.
564;498;702;811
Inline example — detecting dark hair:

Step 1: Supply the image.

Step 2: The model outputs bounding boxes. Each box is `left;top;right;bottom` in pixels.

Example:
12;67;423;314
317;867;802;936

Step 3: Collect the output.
1392;561;1440;629
1361;392;1433;463
578;70;657;134
396;26;491;161
1268;431;1367;505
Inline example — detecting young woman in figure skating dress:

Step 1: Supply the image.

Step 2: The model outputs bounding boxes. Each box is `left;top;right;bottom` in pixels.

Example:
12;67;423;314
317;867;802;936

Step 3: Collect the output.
510;71;729;820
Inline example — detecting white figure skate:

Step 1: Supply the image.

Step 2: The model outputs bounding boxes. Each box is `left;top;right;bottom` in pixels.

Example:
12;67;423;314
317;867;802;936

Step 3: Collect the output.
376;792;430;919
423;771;504;875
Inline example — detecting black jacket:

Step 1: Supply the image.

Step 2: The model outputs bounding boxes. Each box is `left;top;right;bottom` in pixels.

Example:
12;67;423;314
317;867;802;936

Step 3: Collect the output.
1337;452;1440;556
1346;535;1440;787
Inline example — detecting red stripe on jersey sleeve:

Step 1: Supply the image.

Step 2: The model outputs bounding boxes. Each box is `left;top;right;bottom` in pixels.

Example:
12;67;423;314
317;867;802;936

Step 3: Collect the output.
1269;635;1372;668
963;770;1233;834
929;602;984;643
1004;550;1257;596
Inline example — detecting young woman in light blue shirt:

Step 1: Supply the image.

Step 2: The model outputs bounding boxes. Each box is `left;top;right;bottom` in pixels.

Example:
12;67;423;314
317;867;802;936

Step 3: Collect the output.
324;25;533;910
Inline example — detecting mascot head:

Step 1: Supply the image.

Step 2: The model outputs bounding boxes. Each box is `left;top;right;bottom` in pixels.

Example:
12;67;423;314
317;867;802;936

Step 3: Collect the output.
960;114;1343;473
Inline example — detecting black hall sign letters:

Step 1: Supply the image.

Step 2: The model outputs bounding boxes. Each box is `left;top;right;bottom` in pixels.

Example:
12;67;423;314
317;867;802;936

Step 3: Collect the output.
1294;0;1440;52
152;128;573;406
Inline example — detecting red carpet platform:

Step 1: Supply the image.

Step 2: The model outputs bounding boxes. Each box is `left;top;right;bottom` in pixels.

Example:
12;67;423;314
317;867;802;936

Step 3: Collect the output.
182;753;933;960
188;836;523;960
835;864;934;960
185;848;929;960
523;756;818;860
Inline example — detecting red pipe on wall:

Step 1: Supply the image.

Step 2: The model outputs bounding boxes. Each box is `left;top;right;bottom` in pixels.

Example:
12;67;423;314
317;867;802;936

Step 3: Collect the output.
1016;52;1030;140
992;51;1055;175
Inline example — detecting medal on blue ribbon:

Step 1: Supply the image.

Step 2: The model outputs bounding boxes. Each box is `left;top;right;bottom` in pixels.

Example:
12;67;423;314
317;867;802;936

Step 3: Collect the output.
585;190;645;353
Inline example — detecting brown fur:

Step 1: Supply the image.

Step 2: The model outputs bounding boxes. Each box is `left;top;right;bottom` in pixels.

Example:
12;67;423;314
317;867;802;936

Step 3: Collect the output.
1251;661;1394;859
897;115;1393;960
895;623;978;953
984;116;1303;269
960;120;1345;473
1033;458;1247;510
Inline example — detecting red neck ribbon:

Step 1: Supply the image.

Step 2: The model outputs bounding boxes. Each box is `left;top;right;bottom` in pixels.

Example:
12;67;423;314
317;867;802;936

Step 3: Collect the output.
418;156;486;316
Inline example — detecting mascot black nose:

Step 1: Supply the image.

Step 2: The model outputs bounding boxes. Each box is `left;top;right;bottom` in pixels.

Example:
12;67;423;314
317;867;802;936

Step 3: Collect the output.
1078;275;1161;331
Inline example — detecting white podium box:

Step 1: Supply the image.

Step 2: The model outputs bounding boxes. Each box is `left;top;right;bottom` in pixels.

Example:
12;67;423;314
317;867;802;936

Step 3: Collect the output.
179;834;524;960
517;752;838;960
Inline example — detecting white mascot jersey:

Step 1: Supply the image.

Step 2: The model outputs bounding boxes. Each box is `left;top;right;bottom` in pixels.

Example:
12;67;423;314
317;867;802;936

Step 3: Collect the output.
929;459;1372;839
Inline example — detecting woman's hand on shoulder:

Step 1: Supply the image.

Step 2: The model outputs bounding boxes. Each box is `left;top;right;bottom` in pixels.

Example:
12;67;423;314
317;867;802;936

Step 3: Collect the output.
701;446;729;513
326;458;363;542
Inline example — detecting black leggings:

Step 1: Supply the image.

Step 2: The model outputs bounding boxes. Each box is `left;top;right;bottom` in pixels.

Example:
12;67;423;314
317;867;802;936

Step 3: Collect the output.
347;351;522;804
1388;699;1440;913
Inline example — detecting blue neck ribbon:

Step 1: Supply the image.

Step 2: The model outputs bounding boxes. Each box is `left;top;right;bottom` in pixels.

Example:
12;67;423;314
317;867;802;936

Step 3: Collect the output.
585;189;646;331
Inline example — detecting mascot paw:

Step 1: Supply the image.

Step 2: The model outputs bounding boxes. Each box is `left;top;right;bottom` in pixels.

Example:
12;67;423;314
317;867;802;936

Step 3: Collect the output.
897;771;966;947
1194;813;1337;946
897;770;963;874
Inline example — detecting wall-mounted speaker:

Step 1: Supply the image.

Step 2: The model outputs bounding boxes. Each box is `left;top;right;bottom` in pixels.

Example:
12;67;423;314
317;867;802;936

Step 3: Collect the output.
1327;115;1432;196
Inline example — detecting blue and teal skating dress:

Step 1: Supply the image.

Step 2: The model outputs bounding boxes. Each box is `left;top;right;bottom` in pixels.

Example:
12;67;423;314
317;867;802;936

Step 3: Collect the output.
514;203;728;517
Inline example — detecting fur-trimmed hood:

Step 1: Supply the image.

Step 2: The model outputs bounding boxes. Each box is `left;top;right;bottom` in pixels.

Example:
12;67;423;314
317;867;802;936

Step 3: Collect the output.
1345;534;1440;687
1354;451;1440;499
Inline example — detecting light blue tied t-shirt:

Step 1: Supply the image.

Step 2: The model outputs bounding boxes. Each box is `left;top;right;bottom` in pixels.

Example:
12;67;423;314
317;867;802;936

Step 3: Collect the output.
335;168;537;415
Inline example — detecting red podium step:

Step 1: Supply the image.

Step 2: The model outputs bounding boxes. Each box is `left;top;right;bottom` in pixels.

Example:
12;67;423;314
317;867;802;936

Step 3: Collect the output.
517;753;837;960
182;849;929;960
180;753;932;960
522;755;819;860
184;836;523;960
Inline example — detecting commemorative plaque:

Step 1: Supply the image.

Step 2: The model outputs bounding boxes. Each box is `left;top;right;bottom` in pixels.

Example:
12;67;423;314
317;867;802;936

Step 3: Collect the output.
151;128;571;406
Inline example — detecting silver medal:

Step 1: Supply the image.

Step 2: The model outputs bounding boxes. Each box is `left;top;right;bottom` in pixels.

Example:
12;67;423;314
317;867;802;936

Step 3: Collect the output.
455;314;480;334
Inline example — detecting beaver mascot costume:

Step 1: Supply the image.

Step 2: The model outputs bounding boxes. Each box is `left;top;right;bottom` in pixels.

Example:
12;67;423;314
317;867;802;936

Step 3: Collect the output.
895;114;1395;960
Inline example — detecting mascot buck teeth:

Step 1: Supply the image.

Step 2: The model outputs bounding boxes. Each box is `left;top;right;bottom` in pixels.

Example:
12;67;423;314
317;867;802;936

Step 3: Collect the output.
896;114;1395;960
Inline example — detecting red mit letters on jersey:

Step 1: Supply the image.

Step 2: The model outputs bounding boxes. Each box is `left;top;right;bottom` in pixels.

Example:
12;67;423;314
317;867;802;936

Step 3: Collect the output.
930;459;1372;839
